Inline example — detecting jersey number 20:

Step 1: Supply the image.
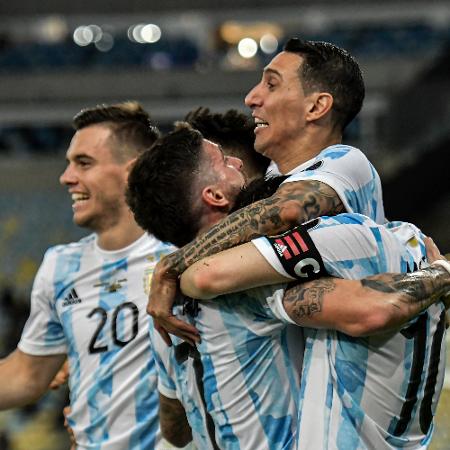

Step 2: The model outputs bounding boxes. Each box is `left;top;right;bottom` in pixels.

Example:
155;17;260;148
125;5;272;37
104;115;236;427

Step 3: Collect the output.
87;302;139;354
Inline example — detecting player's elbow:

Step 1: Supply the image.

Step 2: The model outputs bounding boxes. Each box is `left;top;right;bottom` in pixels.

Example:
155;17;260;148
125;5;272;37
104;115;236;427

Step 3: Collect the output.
180;265;222;299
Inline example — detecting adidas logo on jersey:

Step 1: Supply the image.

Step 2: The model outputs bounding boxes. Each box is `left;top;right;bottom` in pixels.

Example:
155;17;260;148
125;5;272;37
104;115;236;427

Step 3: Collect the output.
273;242;288;257
62;288;82;307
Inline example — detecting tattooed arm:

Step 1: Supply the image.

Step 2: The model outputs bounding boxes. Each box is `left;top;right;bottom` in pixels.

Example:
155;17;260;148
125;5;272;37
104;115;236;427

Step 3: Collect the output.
159;393;193;447
149;180;343;344
282;266;450;336
180;239;450;336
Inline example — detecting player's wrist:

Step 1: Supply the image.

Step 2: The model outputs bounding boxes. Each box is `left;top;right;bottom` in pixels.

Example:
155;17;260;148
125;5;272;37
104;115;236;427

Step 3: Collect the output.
431;259;450;275
430;260;450;301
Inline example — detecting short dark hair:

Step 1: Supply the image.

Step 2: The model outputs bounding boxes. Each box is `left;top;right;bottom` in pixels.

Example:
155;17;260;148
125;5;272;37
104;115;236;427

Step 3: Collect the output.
185;107;270;179
126;124;205;247
73;101;160;161
230;175;288;212
284;38;365;132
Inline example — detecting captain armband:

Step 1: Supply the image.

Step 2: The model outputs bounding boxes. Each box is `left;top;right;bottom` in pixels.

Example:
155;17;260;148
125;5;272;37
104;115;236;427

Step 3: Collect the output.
264;221;328;281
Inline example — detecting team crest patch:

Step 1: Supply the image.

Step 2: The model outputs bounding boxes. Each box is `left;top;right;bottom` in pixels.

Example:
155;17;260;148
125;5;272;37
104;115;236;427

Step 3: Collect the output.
143;267;155;296
94;279;126;293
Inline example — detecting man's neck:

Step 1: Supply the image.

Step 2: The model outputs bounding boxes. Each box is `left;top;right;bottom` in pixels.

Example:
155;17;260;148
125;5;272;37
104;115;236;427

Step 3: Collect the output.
197;210;228;238
276;129;342;174
96;218;145;251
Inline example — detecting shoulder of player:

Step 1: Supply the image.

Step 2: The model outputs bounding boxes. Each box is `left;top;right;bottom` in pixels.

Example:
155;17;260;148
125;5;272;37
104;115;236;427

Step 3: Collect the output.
143;233;176;253
132;234;176;263
43;233;96;259
319;144;371;165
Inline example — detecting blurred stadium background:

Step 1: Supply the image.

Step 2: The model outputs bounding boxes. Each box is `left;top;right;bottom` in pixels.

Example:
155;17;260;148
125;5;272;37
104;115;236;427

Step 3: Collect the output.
0;0;449;448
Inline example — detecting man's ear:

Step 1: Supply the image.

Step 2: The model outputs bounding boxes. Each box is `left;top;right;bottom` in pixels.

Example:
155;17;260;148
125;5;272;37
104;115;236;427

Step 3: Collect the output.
305;92;333;122
201;185;231;208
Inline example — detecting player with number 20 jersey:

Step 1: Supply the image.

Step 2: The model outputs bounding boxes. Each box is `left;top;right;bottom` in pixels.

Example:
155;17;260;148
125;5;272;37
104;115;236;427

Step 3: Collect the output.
18;233;174;450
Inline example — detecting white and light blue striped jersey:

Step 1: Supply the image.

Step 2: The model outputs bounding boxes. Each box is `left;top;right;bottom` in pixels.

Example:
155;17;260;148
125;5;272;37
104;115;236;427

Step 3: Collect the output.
187;288;303;450
281;144;385;224
149;315;216;450
253;214;447;450
18;233;175;450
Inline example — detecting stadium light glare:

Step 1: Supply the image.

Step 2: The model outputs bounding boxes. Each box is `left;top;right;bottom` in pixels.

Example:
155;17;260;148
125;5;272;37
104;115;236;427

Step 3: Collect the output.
87;25;103;43
131;24;146;44
73;26;93;46
141;24;162;43
260;34;278;54
95;32;114;52
238;38;258;58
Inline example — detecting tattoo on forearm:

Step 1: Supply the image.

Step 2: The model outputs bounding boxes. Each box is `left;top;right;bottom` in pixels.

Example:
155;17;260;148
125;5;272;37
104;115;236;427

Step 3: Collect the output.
283;279;336;321
362;266;450;311
165;180;344;273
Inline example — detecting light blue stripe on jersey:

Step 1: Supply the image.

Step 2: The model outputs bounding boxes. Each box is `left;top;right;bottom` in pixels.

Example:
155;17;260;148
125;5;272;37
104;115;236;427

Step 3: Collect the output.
369;227;388;273
86;258;127;448
226;303;296;449
202;351;239;448
335;334;368;450
208;294;296;449
53;244;83;406
129;357;159;449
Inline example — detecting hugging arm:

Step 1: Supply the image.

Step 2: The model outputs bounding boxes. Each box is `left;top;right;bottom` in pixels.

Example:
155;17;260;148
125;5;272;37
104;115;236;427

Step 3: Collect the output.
281;267;449;336
180;236;449;336
149;180;344;344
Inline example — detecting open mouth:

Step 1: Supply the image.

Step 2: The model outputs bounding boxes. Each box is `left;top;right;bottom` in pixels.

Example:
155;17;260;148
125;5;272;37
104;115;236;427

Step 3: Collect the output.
254;118;269;131
71;193;90;205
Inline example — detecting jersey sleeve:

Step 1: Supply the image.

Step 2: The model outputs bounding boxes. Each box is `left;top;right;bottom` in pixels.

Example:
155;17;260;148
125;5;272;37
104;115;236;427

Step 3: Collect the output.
282;146;385;223
18;249;67;355
253;214;410;280
149;324;178;399
263;285;297;325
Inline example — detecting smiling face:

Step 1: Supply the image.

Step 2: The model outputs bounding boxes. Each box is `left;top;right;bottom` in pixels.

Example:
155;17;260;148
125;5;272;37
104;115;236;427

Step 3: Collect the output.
201;139;246;206
59;124;131;233
245;51;313;163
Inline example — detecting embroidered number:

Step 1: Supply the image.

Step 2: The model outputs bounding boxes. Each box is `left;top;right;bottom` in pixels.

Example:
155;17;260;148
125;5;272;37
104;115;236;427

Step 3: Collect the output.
393;310;446;436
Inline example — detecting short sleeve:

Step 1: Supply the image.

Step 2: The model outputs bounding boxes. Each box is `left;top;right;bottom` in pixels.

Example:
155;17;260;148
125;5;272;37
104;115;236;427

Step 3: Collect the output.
282;146;385;223
18;250;67;355
149;324;178;399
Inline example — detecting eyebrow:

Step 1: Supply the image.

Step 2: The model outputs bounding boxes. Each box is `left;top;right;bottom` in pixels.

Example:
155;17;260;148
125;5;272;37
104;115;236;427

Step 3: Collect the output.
66;153;94;163
263;67;282;79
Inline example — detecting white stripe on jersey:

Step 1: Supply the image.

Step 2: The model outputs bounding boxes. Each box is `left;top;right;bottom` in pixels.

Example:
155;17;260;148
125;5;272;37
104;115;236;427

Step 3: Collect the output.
18;233;175;450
